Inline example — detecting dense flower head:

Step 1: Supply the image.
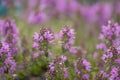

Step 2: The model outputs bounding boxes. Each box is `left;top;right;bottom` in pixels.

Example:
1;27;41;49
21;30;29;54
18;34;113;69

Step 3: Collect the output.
59;26;75;53
48;55;68;79
69;46;78;54
99;20;120;46
49;55;67;72
98;67;120;80
0;19;19;57
74;57;91;79
33;27;54;57
115;58;120;65
76;58;91;72
96;45;120;80
102;46;119;64
0;41;16;74
0;19;18;75
83;59;91;72
100;70;109;78
33;27;54;44
109;67;119;80
75;57;91;80
0;19;19;37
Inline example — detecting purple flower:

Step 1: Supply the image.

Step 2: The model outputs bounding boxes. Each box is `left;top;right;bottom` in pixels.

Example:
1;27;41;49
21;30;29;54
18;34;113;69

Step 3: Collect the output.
98;20;120;46
0;19;19;36
109;67;118;80
33;32;39;41
96;43;106;50
33;27;54;57
64;69;68;78
0;19;19;56
33;42;39;49
50;66;54;72
49;62;55;72
0;39;17;74
0;66;7;74
59;26;75;52
75;69;80;75
102;51;113;63
69;46;77;54
48;52;52;57
82;74;89;80
114;58;120;65
75;57;91;78
83;59;91;71
100;70;109;78
28;11;47;25
33;53;39;58
40;50;45;55
61;55;67;62
48;55;68;78
93;52;99;58
39;36;44;42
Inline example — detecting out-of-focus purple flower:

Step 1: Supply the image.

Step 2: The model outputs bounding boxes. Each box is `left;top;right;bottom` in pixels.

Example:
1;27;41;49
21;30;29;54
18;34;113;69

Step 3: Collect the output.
33;53;39;58
93;52;99;58
40;50;45;55
17;65;24;69
109;67;118;80
48;52;52;57
50;66;55;72
0;19;19;36
82;74;89;80
83;59;91;71
28;0;39;10
75;69;80;75
100;70;109;78
64;69;68;79
33;42;39;49
113;39;120;47
96;43;106;50
49;62;55;72
115;58;120;64
28;12;36;24
0;66;7;74
28;11;47;25
0;19;19;56
33;32;39;41
69;0;79;14
55;0;67;14
6;58;16;74
99;34;104;40
61;55;67;62
114;2;120;14
80;3;112;25
74;77;77;80
117;46;120;55
69;46;77;54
